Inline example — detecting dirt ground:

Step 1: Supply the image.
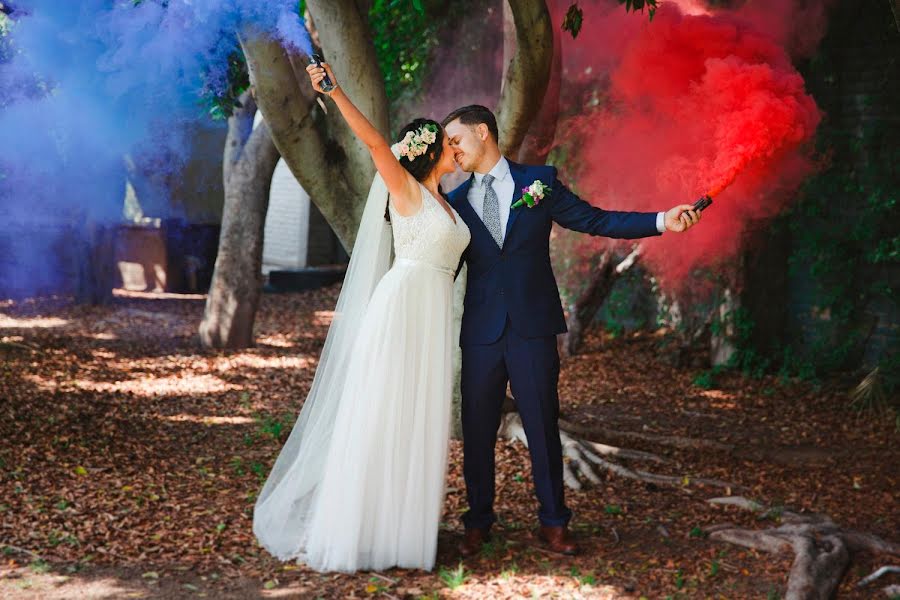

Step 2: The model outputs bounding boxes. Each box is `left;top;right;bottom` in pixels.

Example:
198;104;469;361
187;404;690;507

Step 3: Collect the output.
1;287;897;599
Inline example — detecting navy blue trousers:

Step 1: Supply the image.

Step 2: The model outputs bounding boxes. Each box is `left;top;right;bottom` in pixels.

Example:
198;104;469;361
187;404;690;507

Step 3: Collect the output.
460;318;572;530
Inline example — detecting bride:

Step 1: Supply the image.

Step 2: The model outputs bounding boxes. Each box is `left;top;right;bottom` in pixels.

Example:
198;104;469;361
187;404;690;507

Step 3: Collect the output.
252;60;470;573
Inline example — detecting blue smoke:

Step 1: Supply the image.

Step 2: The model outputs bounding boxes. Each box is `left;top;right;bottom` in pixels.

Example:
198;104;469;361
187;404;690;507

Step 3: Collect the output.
0;0;312;298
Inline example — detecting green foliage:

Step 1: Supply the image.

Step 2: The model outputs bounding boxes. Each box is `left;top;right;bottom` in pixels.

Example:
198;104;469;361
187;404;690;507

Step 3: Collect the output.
562;4;583;39
779;150;897;380
570;566;597;586
564;0;659;40
693;365;722;389
773;35;899;383
131;0;251;120
674;567;684;589
717;307;771;379
603;504;623;515
29;559;50;574
601;274;649;337
368;0;438;102
500;562;519;579
250;461;266;482
255;412;293;442
201;48;250;121
618;0;658;20
438;561;469;589
707;134;897;393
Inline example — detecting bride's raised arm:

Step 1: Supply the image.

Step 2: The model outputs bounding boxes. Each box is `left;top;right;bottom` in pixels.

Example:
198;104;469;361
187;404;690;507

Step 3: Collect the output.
306;62;420;216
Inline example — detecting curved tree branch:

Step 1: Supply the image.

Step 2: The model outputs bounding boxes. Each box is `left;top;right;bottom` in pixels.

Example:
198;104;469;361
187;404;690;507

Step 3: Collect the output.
516;3;562;164
496;0;554;158
240;0;389;252
239;32;356;249
308;0;390;201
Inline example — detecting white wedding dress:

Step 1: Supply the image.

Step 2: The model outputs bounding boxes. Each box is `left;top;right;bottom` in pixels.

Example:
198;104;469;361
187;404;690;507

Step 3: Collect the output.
253;181;470;573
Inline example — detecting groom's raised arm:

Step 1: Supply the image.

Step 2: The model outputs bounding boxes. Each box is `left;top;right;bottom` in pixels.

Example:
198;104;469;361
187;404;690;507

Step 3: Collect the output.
548;175;665;240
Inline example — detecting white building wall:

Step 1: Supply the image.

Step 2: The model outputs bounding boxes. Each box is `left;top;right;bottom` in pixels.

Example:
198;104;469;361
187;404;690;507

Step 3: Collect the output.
254;112;311;273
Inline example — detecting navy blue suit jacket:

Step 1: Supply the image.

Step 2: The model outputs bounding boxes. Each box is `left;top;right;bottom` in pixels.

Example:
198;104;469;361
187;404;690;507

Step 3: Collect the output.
448;160;661;345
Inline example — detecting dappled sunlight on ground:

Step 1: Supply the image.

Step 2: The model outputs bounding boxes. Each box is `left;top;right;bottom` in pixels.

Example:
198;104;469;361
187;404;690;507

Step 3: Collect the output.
213;354;314;373
0;565;144;600
311;310;335;327
254;334;297;349
24;371;243;397
449;573;626;599
159;414;256;425
1;285;896;599
114;290;206;301
75;373;244;397
0;314;70;329
698;389;737;402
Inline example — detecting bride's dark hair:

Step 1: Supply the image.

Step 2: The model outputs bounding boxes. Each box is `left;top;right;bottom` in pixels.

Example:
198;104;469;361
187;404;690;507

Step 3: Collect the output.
395;118;444;181
385;118;445;221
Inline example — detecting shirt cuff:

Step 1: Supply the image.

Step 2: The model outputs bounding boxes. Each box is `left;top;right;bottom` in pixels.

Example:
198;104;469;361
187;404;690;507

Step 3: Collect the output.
656;212;666;233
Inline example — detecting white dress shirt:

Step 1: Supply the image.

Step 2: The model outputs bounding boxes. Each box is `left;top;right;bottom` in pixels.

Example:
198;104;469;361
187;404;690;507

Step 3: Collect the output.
467;157;516;244
468;156;667;237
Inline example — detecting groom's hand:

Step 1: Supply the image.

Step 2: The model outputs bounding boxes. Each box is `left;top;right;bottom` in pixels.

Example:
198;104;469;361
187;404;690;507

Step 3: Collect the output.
664;204;701;233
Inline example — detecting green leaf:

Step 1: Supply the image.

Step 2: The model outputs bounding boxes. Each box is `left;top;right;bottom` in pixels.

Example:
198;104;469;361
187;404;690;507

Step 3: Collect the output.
562;3;583;39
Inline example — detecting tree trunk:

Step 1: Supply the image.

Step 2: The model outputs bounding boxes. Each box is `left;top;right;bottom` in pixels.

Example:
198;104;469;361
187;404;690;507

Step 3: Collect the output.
238;0;555;354
496;0;554;157
240;0;389;253
199;91;280;349
514;0;562;164
711;286;737;367
562;246;642;356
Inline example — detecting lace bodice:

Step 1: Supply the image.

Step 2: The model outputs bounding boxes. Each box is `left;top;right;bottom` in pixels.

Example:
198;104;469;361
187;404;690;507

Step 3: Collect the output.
389;184;470;272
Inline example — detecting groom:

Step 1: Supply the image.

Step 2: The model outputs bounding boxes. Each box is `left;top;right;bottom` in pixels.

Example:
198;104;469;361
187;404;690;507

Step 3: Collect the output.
442;105;701;557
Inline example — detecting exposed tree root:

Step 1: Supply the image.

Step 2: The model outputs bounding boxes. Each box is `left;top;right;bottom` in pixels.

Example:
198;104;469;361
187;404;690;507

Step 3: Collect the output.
499;413;740;493
0;339;38;353
498;404;897;597
857;566;900;587
1;544;42;559
558;416;735;453
706;496;900;599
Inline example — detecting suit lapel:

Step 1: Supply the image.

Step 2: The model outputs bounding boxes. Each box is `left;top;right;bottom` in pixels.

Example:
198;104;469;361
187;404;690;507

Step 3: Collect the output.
505;160;531;242
453;162;532;251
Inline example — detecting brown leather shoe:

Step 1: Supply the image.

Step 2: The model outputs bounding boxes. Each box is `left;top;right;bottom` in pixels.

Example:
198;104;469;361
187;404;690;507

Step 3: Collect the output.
458;528;490;558
536;525;579;555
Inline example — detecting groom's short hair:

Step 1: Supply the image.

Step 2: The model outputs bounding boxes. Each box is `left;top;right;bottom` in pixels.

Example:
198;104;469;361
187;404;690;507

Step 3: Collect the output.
442;105;499;143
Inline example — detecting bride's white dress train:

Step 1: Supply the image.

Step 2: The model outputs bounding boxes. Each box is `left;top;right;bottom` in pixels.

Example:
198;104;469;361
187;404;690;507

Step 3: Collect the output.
253;182;470;573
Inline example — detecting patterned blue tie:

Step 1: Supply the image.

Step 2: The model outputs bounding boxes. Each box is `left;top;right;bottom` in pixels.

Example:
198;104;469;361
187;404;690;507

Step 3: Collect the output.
482;174;502;248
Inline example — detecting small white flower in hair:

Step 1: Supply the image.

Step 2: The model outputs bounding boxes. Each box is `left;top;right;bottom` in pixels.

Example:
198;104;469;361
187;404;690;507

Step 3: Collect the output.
390;124;440;161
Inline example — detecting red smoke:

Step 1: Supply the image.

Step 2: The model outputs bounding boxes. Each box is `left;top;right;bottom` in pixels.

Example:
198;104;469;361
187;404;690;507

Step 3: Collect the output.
549;0;825;289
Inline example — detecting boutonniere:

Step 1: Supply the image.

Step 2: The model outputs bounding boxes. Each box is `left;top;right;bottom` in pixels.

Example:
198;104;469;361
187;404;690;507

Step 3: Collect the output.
512;180;550;209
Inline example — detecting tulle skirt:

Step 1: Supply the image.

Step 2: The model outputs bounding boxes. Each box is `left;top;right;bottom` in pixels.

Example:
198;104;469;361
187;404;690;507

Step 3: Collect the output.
270;259;455;573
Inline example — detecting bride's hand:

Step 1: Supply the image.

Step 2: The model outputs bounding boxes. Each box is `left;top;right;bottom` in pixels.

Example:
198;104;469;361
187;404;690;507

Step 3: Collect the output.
305;61;338;95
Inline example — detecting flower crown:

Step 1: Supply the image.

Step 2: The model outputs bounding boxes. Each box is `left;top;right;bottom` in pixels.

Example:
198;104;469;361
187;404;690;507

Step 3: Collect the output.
390;123;439;161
